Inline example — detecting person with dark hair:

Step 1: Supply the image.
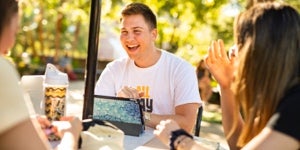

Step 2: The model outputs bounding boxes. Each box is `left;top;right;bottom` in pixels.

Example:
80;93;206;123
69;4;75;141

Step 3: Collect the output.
196;59;213;103
0;0;19;56
0;0;82;149
58;51;77;80
154;2;300;150
95;2;201;133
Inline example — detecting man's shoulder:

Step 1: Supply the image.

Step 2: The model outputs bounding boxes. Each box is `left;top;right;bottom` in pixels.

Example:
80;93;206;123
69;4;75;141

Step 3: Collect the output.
107;57;130;67
161;50;193;67
162;50;186;62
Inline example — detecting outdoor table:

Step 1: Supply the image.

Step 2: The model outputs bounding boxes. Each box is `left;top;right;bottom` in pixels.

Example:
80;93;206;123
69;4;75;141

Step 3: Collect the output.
50;127;159;150
50;126;226;150
128;127;227;150
124;127;165;150
136;136;227;150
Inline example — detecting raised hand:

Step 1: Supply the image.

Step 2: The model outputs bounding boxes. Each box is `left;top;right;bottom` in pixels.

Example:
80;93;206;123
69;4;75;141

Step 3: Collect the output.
205;39;237;89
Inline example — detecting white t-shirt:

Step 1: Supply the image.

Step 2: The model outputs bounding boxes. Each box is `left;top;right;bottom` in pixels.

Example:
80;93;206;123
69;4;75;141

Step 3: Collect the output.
0;57;30;134
95;50;201;114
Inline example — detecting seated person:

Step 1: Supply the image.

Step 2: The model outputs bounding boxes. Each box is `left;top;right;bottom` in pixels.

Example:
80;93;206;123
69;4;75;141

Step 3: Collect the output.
95;2;201;133
154;2;300;150
0;54;82;150
196;59;213;103
0;1;82;149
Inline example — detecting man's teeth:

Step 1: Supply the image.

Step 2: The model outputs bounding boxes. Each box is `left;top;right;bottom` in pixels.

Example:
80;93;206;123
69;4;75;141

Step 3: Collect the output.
128;45;138;49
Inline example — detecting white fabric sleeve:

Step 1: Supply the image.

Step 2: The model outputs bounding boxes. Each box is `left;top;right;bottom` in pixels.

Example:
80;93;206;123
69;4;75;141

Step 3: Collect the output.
174;61;202;106
95;58;128;97
0;57;30;134
95;62;117;96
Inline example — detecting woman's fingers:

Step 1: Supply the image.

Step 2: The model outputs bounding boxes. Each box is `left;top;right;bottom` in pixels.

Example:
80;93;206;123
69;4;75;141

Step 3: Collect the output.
218;39;227;58
207;39;231;66
214;39;227;60
206;45;215;68
213;40;221;59
36;115;51;129
205;39;237;88
210;41;217;62
207;40;224;65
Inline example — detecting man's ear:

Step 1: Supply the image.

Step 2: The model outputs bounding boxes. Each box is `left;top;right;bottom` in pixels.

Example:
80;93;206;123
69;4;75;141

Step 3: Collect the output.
151;28;158;40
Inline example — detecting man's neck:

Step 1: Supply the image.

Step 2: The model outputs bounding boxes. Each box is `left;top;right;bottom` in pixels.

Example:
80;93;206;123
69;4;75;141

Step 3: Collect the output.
134;48;161;68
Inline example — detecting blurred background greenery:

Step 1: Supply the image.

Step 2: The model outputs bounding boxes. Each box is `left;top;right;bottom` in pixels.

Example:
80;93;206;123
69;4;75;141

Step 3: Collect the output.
10;0;300;76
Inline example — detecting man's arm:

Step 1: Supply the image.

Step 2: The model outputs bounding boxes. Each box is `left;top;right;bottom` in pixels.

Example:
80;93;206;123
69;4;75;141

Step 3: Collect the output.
145;103;200;133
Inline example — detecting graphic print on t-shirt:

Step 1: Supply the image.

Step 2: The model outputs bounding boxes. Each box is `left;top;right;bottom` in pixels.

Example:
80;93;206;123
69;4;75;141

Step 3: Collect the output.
137;85;153;113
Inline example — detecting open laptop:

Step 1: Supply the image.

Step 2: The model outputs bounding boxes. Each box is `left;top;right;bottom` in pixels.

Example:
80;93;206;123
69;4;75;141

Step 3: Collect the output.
92;95;145;136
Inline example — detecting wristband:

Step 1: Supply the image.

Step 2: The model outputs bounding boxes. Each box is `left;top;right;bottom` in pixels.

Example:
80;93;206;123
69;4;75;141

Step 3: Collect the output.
144;111;151;122
169;129;193;150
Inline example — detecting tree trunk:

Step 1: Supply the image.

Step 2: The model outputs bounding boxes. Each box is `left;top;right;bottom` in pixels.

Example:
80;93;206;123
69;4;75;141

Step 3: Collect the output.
37;9;44;55
72;20;81;50
55;13;63;54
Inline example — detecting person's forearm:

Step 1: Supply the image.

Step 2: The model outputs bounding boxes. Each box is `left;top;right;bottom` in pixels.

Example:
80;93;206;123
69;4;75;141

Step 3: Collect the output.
146;113;196;134
219;87;243;150
175;136;210;150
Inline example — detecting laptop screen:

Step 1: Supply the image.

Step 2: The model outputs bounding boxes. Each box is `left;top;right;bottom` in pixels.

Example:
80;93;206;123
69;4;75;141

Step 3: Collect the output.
93;95;143;125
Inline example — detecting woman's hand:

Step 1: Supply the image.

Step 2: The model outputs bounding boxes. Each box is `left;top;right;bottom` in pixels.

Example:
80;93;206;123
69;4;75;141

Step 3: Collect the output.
153;119;181;146
205;39;237;89
52;116;82;139
35;115;58;138
52;116;82;150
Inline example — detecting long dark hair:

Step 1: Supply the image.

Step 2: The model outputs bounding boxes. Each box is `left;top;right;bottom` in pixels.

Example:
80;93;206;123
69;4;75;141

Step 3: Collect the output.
0;0;19;36
232;2;300;147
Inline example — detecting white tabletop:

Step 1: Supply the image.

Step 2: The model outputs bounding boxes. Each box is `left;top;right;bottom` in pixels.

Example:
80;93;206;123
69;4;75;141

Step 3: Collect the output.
124;127;157;150
50;127;165;150
50;127;227;150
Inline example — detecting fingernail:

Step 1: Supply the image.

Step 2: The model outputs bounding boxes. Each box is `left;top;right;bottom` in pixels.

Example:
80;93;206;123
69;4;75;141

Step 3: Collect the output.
44;125;54;135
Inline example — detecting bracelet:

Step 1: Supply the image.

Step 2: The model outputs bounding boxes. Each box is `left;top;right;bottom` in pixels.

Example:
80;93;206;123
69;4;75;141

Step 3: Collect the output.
176;136;194;150
169;129;193;150
143;111;151;122
175;136;187;148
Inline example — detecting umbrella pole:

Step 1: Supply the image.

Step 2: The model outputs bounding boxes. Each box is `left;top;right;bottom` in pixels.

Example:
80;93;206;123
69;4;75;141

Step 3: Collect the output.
82;0;102;119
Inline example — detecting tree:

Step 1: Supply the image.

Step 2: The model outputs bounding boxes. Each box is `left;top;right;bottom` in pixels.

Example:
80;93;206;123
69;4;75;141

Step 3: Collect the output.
12;0;300;75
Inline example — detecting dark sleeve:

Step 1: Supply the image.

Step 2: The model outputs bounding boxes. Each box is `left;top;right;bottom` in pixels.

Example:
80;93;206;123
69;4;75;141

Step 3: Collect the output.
267;85;300;141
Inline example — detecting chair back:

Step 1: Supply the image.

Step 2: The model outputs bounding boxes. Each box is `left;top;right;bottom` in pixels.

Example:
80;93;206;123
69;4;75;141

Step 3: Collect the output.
194;106;203;136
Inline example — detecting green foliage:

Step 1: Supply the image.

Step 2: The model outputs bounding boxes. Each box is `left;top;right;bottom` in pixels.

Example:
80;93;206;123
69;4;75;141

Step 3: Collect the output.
109;0;234;65
11;0;300;75
203;110;222;124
